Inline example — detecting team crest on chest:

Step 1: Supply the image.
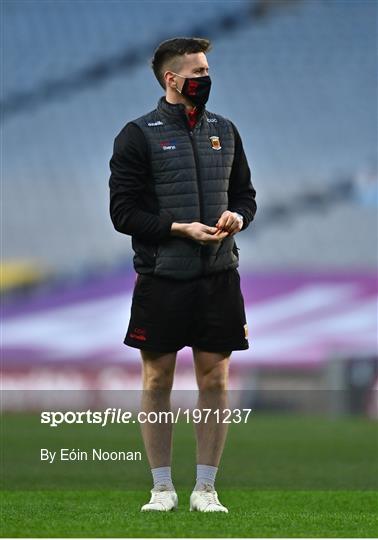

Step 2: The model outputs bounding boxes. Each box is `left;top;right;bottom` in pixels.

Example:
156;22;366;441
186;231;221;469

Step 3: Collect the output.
209;136;221;150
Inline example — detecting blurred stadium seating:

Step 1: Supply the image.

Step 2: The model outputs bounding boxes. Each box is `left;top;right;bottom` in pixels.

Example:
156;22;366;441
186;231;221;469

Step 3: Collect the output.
2;0;377;412
3;0;376;273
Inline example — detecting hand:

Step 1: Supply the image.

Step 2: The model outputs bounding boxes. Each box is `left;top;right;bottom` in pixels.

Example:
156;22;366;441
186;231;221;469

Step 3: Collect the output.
215;211;243;237
188;222;229;245
171;221;229;244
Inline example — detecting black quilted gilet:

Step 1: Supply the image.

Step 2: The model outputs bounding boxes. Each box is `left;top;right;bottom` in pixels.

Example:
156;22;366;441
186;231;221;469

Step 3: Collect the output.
131;97;239;279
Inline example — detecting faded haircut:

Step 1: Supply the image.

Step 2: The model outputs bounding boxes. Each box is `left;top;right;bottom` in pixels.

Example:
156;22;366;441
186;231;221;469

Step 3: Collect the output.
151;37;212;89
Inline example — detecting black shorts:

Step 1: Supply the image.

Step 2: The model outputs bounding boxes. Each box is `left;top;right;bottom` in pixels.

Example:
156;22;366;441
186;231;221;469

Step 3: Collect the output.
124;268;249;353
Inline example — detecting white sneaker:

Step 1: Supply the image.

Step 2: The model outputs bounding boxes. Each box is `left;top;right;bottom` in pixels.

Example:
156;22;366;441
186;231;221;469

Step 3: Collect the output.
190;483;228;513
141;484;178;512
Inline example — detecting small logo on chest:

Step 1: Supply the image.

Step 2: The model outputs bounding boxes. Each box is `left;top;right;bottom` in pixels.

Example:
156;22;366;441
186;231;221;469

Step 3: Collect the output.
160;140;177;151
210;136;221;150
147;120;164;126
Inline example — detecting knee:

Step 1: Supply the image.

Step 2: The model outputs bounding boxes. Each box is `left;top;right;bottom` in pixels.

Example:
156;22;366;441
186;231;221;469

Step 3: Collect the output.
141;351;176;391
197;367;228;392
143;366;174;391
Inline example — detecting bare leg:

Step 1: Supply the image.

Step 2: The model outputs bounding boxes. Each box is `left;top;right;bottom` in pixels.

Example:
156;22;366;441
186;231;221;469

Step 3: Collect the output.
140;350;177;468
192;347;231;466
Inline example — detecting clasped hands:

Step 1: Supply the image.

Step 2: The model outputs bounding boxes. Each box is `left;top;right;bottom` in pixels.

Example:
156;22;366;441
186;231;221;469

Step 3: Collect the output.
189;211;243;245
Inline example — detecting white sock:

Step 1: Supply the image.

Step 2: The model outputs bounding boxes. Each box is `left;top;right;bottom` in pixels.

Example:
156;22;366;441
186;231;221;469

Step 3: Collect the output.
151;466;174;489
195;464;218;490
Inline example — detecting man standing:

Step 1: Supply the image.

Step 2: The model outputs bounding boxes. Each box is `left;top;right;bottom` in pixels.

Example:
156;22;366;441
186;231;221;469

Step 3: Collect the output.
109;37;257;513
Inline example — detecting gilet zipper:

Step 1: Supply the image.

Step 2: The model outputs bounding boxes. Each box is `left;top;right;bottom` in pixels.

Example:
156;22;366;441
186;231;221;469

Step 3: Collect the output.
188;127;204;272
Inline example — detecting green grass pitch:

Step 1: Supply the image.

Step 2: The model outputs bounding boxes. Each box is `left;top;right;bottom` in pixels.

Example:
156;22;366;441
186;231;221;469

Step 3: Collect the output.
2;489;377;537
1;413;377;537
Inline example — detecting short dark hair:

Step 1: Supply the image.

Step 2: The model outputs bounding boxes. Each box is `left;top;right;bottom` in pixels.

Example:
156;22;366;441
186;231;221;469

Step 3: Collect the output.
151;37;212;89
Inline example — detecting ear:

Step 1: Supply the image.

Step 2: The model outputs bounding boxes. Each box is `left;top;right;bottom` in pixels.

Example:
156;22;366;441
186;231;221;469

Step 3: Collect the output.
164;70;177;90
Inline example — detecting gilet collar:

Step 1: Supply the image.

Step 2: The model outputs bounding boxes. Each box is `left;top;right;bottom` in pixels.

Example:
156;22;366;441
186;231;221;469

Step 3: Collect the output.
157;96;206;126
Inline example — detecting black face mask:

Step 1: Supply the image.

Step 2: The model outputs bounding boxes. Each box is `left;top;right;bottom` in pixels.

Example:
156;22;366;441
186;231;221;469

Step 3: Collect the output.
173;73;212;108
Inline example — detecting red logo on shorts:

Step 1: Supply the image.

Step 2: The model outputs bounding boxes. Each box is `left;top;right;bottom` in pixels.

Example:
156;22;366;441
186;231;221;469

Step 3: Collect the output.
130;327;147;341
